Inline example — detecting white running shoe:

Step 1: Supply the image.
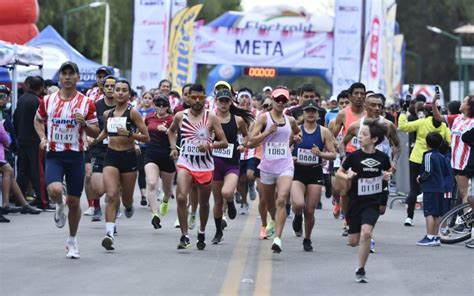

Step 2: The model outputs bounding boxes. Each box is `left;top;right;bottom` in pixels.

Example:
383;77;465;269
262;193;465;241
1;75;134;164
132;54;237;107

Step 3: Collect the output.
174;217;180;228
83;206;94;216
66;239;80;259
54;203;66;228
404;217;413;226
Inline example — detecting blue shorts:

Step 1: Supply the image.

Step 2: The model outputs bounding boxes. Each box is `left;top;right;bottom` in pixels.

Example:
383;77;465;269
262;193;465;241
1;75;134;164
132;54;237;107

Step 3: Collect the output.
239;158;260;178
423;192;449;217
46;151;85;197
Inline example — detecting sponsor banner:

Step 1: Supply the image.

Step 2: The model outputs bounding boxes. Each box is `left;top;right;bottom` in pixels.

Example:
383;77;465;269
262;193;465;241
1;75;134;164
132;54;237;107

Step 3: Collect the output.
332;0;363;96
167;4;202;92
383;2;397;100
360;0;385;93
171;0;187;18
193;26;333;69
392;34;404;101
131;0;171;89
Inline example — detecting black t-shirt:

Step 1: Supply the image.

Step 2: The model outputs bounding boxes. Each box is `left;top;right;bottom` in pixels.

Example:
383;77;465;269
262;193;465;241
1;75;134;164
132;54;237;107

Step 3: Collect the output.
342;149;391;208
90;98;115;157
13;91;40;145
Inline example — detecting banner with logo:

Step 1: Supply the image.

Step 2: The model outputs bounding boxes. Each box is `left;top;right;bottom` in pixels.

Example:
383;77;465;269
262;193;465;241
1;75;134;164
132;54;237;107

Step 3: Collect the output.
131;0;171;89
331;0;363;96
382;2;397;100
360;0;385;93
167;4;202;92
171;0;187;18
193;26;333;69
392;34;404;101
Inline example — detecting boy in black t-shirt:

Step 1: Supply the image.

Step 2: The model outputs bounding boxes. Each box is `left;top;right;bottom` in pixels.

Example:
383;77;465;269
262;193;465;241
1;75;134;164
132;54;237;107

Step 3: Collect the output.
336;119;391;283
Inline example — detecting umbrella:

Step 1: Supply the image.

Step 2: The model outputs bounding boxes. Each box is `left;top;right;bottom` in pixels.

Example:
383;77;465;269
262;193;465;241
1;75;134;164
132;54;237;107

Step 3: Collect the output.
454;23;474;34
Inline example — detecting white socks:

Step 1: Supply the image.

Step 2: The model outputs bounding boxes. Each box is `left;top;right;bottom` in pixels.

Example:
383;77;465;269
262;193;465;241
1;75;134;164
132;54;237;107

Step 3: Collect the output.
106;222;115;237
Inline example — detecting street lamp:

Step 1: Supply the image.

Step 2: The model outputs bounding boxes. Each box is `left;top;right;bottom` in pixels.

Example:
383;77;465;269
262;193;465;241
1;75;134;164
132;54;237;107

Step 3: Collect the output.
426;25;463;100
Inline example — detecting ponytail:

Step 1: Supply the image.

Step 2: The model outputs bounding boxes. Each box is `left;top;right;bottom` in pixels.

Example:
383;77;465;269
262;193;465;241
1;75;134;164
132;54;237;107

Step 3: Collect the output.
229;104;254;126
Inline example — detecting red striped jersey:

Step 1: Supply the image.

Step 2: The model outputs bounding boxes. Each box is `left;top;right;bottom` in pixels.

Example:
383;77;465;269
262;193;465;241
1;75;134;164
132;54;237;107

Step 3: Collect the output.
86;87;104;102
36;91;98;152
446;114;474;170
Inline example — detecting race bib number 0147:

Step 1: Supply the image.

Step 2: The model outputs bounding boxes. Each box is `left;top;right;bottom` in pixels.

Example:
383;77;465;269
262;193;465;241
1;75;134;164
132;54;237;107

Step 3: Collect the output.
52;127;78;144
357;176;383;196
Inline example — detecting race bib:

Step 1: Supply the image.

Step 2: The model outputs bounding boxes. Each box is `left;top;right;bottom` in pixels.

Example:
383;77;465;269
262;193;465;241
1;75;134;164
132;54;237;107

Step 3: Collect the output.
181;140;207;156
237;134;244;145
334;155;342;168
212;143;234;159
52;126;78;144
296;148;319;165
265;142;287;160
107;117;127;133
351;137;359;147
357;176;383;196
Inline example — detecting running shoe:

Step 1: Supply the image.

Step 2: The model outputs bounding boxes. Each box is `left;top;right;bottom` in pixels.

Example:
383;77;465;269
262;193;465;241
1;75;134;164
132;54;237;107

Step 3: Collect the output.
20;204;41;215
453;224;470;234
140;196;147;206
434;237;441;246
177;235;191;250
116;208;123;219
266;220;276;237
259;226;267;240
83;206;94;216
54;203;66;228
227;201;237;219
160;201;169;216
239;203;249;215
271;237;282;253
370;239;375;253
66;239;80;259
91;208;102;222
303;238;313;252
196;232;206;250
332;202;341;219
0;214;9;223
211;232;223;245
222;216;228;230
102;234;115;251
114;225;118;236
355;268;368;283
151;215;162;229
465;238;474;248
188;214;196;230
316;201;322;210
124;206;134;218
341;226;348;237
416;236;438;246
292;214;303;237
248;183;257;201
174;217;180;228
404;217;413;226
234;192;242;204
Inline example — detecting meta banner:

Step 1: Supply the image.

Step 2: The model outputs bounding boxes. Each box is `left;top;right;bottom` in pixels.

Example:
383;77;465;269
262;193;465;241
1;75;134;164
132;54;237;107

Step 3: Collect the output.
193;26;333;70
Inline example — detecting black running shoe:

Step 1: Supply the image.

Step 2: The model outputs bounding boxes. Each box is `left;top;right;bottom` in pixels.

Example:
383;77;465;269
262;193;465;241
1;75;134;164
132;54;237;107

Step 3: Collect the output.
140;196;147;206
212;232;224;245
292;214;303;237
227;201;237;220
222;218;228;230
102;234;115;251
303;238;313;252
114;225;118;236
355;268;368;283
151;215;162;229
196;232;206;250
177;235;191;249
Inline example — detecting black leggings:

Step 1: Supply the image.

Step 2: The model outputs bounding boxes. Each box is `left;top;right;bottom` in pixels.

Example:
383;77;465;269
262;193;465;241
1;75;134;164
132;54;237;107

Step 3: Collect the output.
406;161;421;219
137;147;146;190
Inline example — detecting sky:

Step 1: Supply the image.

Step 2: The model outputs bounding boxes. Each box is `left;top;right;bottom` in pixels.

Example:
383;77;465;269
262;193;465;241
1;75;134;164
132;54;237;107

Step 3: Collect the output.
241;0;335;14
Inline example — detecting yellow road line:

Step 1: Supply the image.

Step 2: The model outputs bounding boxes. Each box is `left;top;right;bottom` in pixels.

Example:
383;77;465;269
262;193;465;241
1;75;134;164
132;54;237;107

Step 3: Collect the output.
253;235;272;296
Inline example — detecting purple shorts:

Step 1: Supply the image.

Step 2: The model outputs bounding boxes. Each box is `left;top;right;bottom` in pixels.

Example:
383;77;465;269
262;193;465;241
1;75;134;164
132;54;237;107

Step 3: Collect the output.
213;157;240;181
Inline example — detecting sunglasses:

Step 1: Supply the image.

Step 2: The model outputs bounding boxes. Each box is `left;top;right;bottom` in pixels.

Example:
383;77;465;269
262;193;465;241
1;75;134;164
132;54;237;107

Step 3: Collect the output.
154;101;169;107
190;94;206;101
262;104;270;109
273;96;288;104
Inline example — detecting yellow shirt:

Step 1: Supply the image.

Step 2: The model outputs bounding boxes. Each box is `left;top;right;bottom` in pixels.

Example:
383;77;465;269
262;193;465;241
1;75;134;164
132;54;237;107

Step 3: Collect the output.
398;114;451;164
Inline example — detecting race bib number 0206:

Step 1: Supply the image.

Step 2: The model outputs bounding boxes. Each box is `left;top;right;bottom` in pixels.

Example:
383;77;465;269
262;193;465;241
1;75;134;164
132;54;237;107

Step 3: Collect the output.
182;140;206;156
296;148;319;165
357;176;383;196
212;143;234;158
265;142;287;160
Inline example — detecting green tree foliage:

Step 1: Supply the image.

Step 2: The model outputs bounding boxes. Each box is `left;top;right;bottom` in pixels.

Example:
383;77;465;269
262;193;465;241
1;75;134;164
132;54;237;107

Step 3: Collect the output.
37;0;133;70
397;0;474;99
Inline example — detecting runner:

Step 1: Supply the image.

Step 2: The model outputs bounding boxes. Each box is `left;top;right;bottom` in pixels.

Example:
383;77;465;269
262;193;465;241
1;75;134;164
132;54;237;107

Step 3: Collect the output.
167;83;228;250
94;79;150;251
211;89;253;244
33;62;99;259
144;94;175;229
336;118;392;283
86;66;112;102
247;87;301;253
291;100;337;251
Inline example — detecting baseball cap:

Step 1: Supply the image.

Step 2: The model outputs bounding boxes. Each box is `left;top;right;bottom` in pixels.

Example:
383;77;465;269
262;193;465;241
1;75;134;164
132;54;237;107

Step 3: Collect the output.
329;95;337;102
59;61;80;74
96;66;112;76
263;86;273;92
153;94;169;105
215;89;233;100
214;80;231;91
302;100;319;111
271;88;289;100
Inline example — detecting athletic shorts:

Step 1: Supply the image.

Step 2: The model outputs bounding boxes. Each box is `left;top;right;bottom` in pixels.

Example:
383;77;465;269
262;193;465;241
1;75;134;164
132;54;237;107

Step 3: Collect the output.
45;151;85;197
239;158;260;178
347;206;380;234
453;169;472;177
144;150;176;173
177;164;213;185
213;157;240;181
85;150;92;163
423;192;450;217
91;156;104;173
103;148;138;173
293;164;324;186
260;168;294;185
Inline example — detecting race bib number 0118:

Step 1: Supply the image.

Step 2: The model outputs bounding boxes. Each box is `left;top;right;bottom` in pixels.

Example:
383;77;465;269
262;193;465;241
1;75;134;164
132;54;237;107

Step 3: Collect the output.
265;142;287;160
296;148;319;165
357;176;383;196
212;143;234;158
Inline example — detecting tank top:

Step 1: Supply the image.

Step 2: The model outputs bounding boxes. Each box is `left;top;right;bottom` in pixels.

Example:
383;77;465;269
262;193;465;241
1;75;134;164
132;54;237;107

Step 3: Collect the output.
258;112;294;174
355;116;392;159
212;113;240;164
293;124;324;166
177;109;214;171
106;104;136;137
343;106;362;153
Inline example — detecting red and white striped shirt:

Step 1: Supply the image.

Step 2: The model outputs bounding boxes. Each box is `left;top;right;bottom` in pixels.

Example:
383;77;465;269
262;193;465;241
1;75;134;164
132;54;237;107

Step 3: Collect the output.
446;114;474;170
36;91;98;152
86;87;104;102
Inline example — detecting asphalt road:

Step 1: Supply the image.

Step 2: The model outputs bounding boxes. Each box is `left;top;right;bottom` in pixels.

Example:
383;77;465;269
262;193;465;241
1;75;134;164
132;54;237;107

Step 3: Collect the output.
1;191;472;296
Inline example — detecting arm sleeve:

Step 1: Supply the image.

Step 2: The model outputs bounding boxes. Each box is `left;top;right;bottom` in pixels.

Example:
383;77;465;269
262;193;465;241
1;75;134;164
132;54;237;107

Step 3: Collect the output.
341;153;353;170
419;152;431;182
36;98;47;120
398;113;421;132
442;124;451;145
